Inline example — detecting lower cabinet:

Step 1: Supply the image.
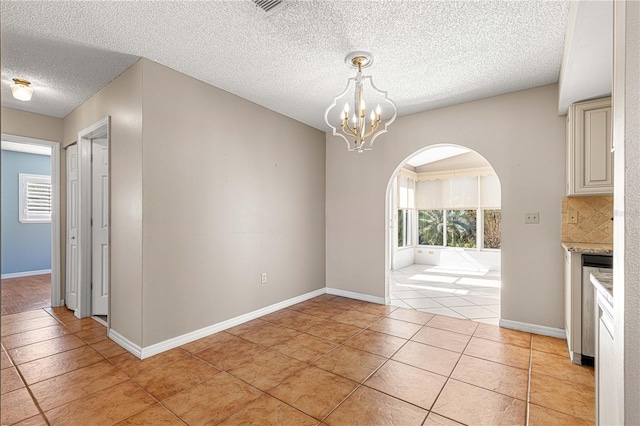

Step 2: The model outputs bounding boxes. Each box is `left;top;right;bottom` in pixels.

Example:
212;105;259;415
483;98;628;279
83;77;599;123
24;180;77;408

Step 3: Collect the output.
595;293;620;425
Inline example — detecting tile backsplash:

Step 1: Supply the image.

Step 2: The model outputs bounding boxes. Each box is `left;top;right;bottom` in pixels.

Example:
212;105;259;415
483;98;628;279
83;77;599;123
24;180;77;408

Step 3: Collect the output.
562;195;613;244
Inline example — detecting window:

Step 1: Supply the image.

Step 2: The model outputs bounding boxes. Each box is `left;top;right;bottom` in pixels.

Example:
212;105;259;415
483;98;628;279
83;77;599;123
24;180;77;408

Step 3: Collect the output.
446;209;477;248
19;173;52;223
418;209;443;246
415;172;500;249
483;209;501;249
398;209;413;247
419;209;481;248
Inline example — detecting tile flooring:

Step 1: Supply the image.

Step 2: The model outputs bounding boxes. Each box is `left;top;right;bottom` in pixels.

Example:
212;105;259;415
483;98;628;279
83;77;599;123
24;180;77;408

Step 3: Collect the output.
1;274;51;315
390;265;501;325
1;295;594;425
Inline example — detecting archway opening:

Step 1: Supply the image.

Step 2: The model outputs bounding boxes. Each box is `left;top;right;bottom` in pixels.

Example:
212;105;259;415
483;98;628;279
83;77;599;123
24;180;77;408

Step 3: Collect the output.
386;144;502;325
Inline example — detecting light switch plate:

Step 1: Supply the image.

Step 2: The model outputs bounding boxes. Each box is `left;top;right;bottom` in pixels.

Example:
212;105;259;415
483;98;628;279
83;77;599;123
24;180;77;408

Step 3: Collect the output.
568;210;578;224
525;212;539;224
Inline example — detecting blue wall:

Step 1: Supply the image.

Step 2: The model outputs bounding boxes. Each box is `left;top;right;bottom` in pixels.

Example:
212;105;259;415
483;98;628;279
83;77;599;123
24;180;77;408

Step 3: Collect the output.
1;150;51;275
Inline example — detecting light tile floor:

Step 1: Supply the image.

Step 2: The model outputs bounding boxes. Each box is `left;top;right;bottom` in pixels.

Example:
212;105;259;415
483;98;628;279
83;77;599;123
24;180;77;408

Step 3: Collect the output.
1;295;594;425
390;264;501;325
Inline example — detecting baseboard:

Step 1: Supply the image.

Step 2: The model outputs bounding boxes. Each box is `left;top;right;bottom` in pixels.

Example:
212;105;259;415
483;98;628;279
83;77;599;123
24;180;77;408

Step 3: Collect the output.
499;318;566;339
108;329;142;359
1;269;51;279
138;287;326;359
325;287;386;305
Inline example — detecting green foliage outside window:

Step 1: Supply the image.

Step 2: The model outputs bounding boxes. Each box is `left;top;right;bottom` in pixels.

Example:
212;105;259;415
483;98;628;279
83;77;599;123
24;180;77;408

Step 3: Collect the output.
419;209;493;249
446;209;476;248
418;210;443;246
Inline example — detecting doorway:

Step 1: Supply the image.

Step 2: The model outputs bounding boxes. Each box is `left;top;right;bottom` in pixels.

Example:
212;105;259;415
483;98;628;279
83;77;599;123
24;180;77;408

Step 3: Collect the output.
386;144;502;325
1;135;62;313
66;117;110;321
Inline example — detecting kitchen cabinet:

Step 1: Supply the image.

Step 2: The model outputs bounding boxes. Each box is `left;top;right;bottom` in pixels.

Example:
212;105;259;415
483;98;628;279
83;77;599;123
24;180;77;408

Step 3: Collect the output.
595;286;620;425
566;97;613;195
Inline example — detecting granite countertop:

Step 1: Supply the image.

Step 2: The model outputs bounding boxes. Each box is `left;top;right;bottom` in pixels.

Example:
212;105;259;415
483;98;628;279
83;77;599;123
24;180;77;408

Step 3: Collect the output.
591;270;614;307
561;241;613;254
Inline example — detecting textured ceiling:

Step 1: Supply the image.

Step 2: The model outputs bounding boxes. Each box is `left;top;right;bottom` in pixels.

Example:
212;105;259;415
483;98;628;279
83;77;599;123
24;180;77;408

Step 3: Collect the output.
1;1;570;130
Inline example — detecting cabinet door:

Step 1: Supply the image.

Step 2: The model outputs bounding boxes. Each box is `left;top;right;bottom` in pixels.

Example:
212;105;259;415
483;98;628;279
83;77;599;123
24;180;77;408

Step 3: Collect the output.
596;305;620;425
569;97;613;195
582;106;613;189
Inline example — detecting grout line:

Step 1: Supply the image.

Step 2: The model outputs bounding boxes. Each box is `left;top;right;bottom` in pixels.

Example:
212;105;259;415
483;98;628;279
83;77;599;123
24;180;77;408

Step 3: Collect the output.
3;340;52;426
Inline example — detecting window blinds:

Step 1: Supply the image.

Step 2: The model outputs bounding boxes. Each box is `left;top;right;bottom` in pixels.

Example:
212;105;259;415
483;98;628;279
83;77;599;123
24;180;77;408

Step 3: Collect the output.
397;173;416;209
415;173;500;210
479;174;501;208
19;173;52;223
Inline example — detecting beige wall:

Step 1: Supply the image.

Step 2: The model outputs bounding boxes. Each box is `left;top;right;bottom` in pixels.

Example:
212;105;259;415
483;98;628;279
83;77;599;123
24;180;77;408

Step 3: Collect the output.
1;107;64;142
63;60;144;346
140;60;326;346
326;84;566;329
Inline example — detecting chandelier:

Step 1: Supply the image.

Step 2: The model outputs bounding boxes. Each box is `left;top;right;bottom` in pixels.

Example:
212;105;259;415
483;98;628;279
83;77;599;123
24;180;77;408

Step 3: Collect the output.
325;52;397;153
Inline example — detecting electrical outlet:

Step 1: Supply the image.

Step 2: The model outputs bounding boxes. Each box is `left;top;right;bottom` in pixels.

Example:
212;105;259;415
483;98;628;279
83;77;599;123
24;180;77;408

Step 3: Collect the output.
261;272;267;284
568;210;578;224
525;212;539;224
417;250;423;254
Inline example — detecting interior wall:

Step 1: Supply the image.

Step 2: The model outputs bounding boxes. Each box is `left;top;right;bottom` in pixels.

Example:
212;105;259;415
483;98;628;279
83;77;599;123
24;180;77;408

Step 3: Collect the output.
140;60;326;346
1;151;52;274
326;84;565;329
414;248;501;272
1;107;64;142
63;60;144;346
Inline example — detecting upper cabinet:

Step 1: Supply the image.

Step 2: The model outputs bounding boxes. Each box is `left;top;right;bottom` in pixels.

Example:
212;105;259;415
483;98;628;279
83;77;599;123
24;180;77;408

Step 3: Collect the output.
566;97;613;195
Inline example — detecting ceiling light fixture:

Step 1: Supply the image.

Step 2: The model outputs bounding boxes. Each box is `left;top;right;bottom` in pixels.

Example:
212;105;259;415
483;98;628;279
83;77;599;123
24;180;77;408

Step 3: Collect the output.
325;52;397;153
10;78;33;101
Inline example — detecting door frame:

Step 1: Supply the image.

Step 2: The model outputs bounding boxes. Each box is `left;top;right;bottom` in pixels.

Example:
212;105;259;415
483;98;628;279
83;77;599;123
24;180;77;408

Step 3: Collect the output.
76;116;110;318
1;133;62;307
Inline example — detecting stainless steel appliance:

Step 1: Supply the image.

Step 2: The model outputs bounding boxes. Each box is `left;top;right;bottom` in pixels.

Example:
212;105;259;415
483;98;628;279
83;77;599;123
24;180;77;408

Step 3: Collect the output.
581;254;613;366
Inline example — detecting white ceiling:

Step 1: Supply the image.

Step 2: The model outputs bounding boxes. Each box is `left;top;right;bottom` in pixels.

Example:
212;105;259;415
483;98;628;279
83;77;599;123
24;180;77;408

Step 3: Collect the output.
406;146;470;168
1;1;571;130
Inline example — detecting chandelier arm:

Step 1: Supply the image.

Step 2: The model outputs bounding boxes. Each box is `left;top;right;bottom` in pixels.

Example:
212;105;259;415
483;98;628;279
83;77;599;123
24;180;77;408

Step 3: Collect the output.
341;128;357;139
363;122;381;139
341;120;357;137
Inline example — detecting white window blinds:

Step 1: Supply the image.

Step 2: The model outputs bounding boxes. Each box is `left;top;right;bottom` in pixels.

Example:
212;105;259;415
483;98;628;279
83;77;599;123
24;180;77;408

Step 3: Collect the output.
416;173;500;210
397;172;416;209
19;173;52;223
479;174;501;208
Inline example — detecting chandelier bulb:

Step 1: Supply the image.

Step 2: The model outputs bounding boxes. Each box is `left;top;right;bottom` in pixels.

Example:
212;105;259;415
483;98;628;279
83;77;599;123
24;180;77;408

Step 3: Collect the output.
344;103;349;113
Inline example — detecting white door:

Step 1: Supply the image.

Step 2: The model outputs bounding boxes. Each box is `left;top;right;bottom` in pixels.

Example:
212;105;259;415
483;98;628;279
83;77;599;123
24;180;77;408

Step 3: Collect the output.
91;138;109;315
66;145;79;311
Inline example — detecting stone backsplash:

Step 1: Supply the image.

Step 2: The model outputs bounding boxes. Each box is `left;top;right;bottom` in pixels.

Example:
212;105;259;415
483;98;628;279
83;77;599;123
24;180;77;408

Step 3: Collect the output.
562;195;613;244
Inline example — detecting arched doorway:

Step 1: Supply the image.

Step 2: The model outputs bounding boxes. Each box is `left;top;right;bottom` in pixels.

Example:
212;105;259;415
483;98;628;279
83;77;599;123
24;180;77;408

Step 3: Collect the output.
385;144;502;325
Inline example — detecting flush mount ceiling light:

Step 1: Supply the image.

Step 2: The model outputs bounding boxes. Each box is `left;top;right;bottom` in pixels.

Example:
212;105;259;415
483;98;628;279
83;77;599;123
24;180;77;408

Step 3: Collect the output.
10;78;33;101
325;52;397;153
